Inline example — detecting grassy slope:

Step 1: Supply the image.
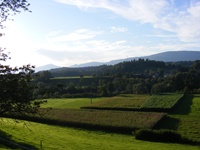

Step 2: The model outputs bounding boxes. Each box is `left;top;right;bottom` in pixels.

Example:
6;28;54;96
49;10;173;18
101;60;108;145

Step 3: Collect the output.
155;94;200;142
0;119;199;150
1;94;200;149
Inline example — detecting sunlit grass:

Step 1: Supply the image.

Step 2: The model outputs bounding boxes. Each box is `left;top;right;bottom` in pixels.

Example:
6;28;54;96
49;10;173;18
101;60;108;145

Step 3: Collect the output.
156;94;200;142
0;119;199;150
40;98;103;109
86;94;149;108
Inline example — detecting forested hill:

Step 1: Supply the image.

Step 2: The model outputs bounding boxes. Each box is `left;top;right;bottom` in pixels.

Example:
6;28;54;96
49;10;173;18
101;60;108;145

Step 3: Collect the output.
33;59;200;98
71;50;200;67
49;59;194;77
35;51;200;71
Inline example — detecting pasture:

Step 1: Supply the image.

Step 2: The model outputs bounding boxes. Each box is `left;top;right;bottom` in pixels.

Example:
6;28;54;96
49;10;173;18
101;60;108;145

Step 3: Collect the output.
82;93;184;112
1;93;200;149
40;98;103;109
85;94;149;108
0;119;199;150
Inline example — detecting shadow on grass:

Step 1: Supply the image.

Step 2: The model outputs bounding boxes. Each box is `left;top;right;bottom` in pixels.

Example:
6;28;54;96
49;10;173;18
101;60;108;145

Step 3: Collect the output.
154;94;194;130
170;94;193;115
153;116;180;130
0;130;37;150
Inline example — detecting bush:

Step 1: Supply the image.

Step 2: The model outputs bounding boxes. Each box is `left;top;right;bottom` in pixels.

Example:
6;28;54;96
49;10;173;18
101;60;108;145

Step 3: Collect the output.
135;129;182;143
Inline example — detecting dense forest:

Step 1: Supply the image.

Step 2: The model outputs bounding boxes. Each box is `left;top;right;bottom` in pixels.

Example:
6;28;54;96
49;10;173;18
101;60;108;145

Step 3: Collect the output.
32;59;200;99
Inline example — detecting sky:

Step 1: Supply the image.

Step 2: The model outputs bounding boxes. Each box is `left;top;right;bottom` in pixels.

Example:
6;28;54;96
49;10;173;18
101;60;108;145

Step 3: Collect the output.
1;0;200;68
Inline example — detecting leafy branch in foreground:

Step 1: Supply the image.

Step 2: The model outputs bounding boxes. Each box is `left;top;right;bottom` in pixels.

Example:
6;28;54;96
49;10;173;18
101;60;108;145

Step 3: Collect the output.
0;54;42;117
0;0;43;117
0;0;30;27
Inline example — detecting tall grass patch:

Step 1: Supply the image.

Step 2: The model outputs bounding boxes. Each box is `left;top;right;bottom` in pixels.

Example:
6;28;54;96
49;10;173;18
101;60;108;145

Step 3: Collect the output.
25;109;166;133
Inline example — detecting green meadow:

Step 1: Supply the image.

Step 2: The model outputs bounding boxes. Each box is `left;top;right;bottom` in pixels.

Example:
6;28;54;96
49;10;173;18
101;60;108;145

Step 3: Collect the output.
0;119;199;150
1;94;200;149
86;94;149;108
40;98;103;109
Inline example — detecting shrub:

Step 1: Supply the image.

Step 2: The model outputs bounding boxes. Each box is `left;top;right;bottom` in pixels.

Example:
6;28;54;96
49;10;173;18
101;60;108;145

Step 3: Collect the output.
135;129;199;145
135;129;182;143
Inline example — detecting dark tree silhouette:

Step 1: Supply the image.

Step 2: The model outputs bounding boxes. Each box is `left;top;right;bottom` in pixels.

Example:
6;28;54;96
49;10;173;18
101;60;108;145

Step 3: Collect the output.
0;0;42;117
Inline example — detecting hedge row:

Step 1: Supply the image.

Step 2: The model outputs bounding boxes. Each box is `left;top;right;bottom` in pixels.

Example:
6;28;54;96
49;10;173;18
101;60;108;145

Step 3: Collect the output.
135;129;199;145
81;106;172;112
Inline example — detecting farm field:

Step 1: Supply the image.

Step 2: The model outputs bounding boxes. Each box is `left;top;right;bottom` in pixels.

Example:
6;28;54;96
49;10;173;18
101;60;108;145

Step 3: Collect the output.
37;109;165;132
0;119;199;150
83;93;184;112
40;98;103;109
141;93;183;109
50;76;93;79
85;94;149;108
1;93;200;149
40;93;183;110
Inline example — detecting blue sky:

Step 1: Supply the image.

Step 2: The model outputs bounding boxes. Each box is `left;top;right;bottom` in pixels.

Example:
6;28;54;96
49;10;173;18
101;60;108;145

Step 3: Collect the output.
1;0;200;67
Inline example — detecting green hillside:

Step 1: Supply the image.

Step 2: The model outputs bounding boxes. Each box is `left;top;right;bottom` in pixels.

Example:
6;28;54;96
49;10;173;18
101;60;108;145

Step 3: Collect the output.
1;94;200;149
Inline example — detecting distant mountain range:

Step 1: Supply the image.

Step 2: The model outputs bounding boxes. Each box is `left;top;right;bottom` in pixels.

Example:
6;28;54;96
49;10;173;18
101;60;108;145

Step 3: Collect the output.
35;51;200;72
35;64;60;72
71;51;200;67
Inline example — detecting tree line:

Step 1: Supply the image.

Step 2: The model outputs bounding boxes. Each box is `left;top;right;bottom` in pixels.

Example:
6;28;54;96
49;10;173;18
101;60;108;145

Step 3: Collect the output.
32;59;200;99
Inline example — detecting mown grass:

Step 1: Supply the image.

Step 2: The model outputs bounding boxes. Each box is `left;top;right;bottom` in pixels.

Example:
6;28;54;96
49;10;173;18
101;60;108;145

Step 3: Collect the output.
84;94;149;108
155;94;200;142
0;119;199;150
40;98;103;109
141;93;183;109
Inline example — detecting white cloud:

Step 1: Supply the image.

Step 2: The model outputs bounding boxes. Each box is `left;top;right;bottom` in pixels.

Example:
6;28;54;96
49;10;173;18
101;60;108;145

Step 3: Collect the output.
47;29;101;42
38;29;200;66
110;26;128;33
55;0;200;42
